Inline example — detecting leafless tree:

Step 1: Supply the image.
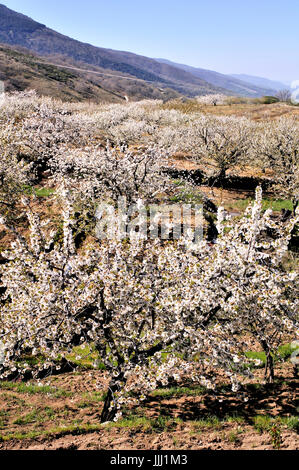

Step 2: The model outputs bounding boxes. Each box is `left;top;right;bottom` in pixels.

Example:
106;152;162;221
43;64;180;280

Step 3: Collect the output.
276;89;292;102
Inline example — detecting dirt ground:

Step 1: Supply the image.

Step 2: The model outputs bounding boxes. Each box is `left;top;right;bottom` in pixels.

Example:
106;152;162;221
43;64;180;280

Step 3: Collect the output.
0;359;298;451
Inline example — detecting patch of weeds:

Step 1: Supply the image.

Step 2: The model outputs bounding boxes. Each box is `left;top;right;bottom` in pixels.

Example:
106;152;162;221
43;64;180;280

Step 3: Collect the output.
71;419;84;426
106;416;151;432
276;343;298;361
16;354;46;368
34;187;55;198
192;415;222;431
0;431;40;442
0;381;69;398
44;406;56;420
13;408;44;426
46;423;103;437
253;415;299;439
78;391;106;408
283;416;299;433
170;191;203;205
244;343;296;369
66;344;105;370
21;185;55;198
150;416;181;433
228;428;243;444
233;198;293;213
0;423;103;442
0;393;26;406
13;407;56;426
77;401;92;409
252;415;271;433
151;385;205;399
106;415;181;433
172;179;186;187
0;410;9;430
244;350;266;368
224;413;245;425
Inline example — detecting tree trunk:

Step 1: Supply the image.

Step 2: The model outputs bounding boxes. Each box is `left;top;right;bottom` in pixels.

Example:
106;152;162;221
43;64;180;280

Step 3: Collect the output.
261;340;275;384
293;200;298;216
217;168;227;186
100;385;117;423
100;373;125;423
264;351;275;384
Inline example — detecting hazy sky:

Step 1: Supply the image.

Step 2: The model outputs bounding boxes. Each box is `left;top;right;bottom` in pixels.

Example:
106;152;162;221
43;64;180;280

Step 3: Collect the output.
2;0;298;82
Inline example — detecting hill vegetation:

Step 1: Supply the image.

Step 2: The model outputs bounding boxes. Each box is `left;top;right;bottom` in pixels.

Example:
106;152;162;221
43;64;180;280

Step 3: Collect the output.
0;44;125;103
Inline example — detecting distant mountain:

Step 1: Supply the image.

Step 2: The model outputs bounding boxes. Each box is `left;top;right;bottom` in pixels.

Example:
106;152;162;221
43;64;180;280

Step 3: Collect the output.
230;74;289;93
156;59;277;97
0;3;229;100
0;3;282;101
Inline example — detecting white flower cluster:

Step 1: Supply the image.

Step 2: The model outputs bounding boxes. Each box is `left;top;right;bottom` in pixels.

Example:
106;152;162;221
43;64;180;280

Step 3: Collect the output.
0;91;298;423
0;188;297;422
196;94;228;106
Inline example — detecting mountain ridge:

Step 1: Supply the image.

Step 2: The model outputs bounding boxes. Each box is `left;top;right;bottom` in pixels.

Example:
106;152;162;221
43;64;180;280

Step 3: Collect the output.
155;58;277;97
0;3;278;100
0;42;184;102
0;3;229;99
229;74;289;92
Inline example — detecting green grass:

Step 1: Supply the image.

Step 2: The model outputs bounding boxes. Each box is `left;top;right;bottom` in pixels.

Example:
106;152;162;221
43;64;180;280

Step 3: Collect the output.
192;415;222;431
284;416;299;433
104;416;151;431
228;428;244;443
0;381;70;398
151;385;205;399
106;415;182;433
276;343;298;361
15;344;106;373
21;185;55;198
170;191;203;205
0;410;10;430
78;391;106;409
244;343;298;369
0;423;104;442
173;179;186;187
252;415;272;433
253;415;299;434
65;344;106;370
224;413;246;425
244;351;267;367
13;407;53;426
34;187;55;198
233;197;293;213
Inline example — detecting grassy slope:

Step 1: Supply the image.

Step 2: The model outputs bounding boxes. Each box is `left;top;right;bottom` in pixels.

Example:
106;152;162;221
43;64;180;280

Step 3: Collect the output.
0;44;127;103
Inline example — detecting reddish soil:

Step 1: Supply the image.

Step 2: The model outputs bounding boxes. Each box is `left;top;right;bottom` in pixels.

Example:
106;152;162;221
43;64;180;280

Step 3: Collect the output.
0;361;298;451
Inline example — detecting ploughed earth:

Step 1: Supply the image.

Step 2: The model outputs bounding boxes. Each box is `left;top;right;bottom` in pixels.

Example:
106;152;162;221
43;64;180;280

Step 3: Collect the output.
0;357;298;451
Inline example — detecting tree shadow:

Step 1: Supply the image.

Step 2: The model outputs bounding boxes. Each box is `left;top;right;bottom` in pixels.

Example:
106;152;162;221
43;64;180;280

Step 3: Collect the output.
144;378;298;424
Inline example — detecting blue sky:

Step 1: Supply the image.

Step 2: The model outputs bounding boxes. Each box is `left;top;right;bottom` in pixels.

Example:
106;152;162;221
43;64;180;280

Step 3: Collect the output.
2;0;298;82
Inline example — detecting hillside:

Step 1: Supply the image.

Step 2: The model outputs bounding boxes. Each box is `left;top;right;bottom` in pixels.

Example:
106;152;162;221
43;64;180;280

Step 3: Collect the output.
156;58;277;97
0;43;184;103
0;3;233;99
0;44;126;103
230;74;289;92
